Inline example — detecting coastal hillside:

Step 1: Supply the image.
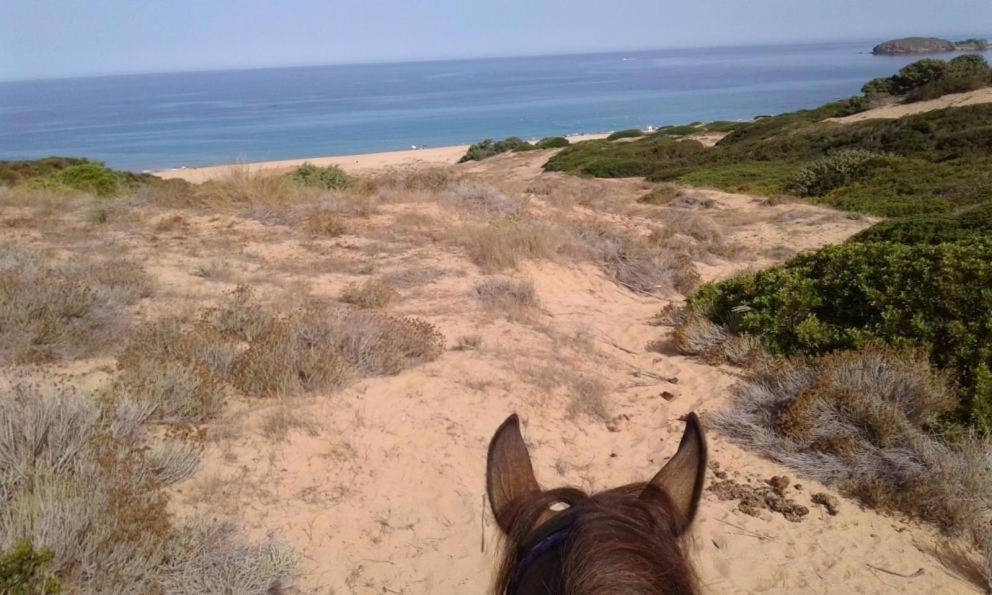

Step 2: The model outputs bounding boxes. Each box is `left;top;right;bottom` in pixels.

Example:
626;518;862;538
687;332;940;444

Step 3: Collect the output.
2;62;992;593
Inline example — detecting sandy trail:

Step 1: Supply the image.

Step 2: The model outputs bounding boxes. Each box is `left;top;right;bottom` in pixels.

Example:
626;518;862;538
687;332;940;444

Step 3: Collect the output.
828;87;992;124
146;150;979;593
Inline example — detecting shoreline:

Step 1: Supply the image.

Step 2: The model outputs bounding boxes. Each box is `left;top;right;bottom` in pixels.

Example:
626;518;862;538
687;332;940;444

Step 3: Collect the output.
154;133;610;183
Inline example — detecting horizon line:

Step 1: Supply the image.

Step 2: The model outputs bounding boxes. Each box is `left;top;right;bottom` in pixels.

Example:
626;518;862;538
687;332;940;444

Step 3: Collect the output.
4;34;984;85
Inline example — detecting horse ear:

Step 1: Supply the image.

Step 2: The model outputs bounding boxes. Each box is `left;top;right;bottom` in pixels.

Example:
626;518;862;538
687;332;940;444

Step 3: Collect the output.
644;412;707;534
487;414;541;532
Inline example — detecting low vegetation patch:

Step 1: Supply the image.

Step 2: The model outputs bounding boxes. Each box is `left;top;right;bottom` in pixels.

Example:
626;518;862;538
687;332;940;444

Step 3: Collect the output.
688;239;992;430
339;279;399;309
535;136;570;149
606;129;644;141
116;287;444;413
712;348;992;584
459;137;528;162
862;55;992;103
0;382;294;592
473;276;538;316
547;62;992;217
289;163;358;190
0;243;152;365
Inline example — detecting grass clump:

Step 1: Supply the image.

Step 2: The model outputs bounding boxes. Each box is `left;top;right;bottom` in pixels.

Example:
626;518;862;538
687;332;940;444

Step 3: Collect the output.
0;383;294;592
339;279;399;309
464;218;568;271
120;287;444;405
289;163;358;190
689;239;992;429
459;137;528;162
473;277;538;317
0;244;152;365
606;129;645;141
302;211;348;237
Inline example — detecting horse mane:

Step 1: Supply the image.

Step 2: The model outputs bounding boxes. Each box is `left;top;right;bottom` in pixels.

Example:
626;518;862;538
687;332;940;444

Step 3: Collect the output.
493;483;699;594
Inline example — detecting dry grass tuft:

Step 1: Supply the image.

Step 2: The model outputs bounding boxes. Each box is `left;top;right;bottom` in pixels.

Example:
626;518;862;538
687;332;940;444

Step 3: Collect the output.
566;375;612;422
0;243;152;365
0;381;293;592
672;312;729;356
194;258;235;281
447;182;524;217
571;223;675;294
713;347;992;586
115;318;238;422
339;279;399;309
302;211;348;237
473;276;538;315
463;218;569;271
371;168;456;193
454;334;483;351
196;166;302;206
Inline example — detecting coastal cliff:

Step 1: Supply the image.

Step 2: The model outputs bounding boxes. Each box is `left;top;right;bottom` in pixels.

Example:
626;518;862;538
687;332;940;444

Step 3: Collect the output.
873;36;989;55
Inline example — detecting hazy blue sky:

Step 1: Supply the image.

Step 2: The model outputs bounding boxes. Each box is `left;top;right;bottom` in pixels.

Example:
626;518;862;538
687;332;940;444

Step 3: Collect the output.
1;0;990;80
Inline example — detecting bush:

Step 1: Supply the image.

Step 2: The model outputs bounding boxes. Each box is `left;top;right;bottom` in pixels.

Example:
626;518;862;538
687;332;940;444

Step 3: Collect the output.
0;384;293;592
339;279;399;309
0;157;89;187
535;136;570;149
606;129;644;141
850;201;992;245
861;56;991;104
690;239;992;427
25;163;121;197
711;347;992;584
289;163;357;190
0;539;62;594
458;137;528;162
786;149;884;197
0;244;152;365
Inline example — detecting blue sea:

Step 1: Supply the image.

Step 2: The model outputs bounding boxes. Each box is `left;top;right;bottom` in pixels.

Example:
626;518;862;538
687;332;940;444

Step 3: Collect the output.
1;41;988;172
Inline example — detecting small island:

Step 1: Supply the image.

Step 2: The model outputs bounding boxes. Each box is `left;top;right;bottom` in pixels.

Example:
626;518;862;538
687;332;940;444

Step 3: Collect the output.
873;36;989;55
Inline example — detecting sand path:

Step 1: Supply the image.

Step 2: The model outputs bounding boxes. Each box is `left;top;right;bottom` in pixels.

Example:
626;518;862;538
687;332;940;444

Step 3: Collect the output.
155;150;983;593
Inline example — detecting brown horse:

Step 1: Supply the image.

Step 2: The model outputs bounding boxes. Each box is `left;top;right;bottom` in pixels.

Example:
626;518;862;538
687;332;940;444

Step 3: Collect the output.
486;413;707;594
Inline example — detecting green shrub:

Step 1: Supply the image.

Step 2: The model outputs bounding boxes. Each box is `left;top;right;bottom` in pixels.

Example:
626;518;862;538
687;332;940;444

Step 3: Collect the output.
861;56;991;104
289;163;357;190
25;163;120;197
0;540;62;594
786;149;884;197
689;239;992;427
851;201;992;245
535;136;570;149
458;137;528;162
606;129;644;141
0;157;89;187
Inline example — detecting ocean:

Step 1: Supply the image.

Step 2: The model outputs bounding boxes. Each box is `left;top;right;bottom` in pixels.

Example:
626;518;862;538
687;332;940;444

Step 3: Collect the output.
0;41;987;172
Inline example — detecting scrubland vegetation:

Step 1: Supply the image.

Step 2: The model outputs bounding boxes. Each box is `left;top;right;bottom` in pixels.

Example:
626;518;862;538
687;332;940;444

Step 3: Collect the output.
547;60;992;583
3;56;990;588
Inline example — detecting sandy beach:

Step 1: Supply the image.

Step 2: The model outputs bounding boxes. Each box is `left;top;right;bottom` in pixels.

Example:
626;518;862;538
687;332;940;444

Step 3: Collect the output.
155;133;611;183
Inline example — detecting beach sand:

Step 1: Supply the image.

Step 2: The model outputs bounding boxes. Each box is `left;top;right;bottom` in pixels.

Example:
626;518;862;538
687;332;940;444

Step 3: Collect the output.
155;133;610;183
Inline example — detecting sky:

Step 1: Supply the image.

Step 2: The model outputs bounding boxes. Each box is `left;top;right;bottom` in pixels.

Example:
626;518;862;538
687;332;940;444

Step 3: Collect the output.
1;0;990;81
